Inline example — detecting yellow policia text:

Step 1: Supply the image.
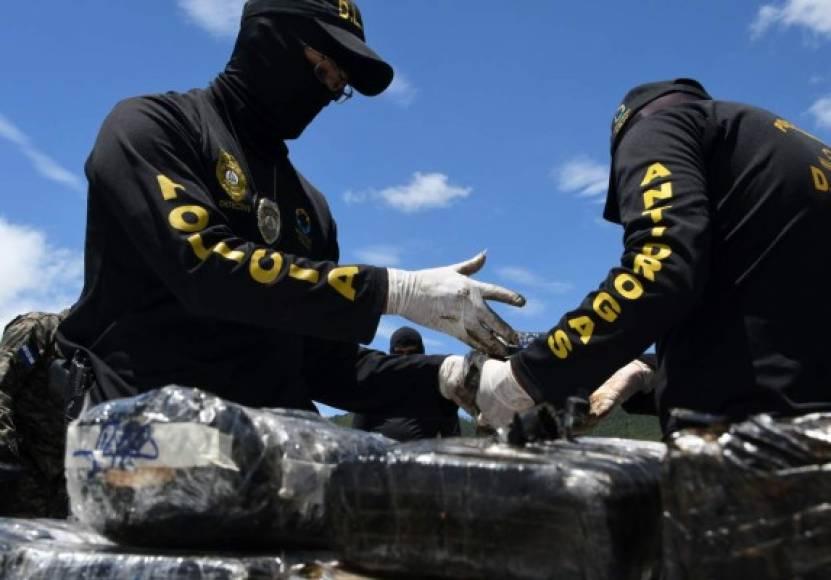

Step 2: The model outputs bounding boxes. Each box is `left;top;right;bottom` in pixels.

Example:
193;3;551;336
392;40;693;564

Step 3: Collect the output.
547;162;674;360
155;175;359;301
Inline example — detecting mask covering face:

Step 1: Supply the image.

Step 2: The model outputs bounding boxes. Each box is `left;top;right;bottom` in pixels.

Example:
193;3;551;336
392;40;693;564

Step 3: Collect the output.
216;15;336;142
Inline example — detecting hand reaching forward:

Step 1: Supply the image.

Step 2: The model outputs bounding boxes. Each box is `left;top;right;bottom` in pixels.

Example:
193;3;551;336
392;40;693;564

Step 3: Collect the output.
588;359;654;421
385;252;525;357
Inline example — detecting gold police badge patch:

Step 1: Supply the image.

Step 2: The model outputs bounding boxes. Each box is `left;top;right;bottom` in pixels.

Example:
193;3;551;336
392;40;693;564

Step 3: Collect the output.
257;198;281;245
216;151;248;202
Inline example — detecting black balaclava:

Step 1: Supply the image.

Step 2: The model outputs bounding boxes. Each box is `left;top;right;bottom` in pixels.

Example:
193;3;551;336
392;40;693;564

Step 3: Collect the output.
389;327;425;355
212;15;336;146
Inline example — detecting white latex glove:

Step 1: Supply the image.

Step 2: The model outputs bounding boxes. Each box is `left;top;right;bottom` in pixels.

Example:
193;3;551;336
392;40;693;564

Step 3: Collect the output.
438;356;534;428
476;359;536;428
588;359;654;421
385;252;525;357
438;355;478;417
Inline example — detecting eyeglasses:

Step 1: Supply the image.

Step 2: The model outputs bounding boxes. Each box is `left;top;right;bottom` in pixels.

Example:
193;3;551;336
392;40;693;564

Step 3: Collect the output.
306;47;353;104
313;60;353;103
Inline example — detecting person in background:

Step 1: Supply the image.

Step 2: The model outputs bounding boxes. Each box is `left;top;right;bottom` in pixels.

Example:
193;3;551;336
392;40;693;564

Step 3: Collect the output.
353;327;461;441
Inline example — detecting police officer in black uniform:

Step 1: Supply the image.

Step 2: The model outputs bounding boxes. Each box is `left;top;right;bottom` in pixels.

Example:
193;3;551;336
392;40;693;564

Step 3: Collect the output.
353;327;461;440
441;78;831;434
58;0;525;417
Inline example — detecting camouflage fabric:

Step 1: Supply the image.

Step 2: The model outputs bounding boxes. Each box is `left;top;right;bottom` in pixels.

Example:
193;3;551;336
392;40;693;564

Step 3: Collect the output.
0;310;69;518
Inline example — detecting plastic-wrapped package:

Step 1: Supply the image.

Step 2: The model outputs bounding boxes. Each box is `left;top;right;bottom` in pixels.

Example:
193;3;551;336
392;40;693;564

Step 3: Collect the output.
663;413;831;580
0;517;373;579
328;436;666;580
0;458;69;519
0;459;23;514
65;386;392;549
504;331;549;356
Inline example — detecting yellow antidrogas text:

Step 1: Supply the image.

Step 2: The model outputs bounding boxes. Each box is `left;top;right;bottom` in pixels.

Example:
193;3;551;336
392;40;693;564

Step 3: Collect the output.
568;316;595;345
547;330;573;360
593;292;621;323
614;273;645;300
640;163;671;187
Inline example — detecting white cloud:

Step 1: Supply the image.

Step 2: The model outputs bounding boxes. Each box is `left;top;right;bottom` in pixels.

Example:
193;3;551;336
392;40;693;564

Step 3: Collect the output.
554;157;609;198
751;0;831;39
0;217;83;330
512;295;546;318
354;245;402;266
343;190;368;204
385;74;418;107
496;266;573;294
809;95;831;130
0;116;26;143
380;173;472;212
0;114;84;194
344;172;473;213
177;0;246;37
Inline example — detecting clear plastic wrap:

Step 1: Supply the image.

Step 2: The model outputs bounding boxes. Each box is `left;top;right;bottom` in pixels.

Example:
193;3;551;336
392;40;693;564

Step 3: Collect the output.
328;436;666;580
0;517;373;579
504;331;549;356
65;386;392;550
662;412;831;580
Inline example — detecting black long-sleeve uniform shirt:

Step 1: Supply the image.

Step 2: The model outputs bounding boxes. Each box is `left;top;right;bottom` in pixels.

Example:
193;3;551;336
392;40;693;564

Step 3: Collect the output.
58;87;452;418
513;100;831;431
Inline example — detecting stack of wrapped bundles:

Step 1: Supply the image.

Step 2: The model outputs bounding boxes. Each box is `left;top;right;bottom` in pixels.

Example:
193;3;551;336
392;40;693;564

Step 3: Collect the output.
0;517;321;579
0;458;24;516
328;437;666;580
663;413;831;579
65;386;392;550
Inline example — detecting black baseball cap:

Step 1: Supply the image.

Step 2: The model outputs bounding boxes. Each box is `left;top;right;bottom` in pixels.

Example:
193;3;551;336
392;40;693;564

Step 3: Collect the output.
243;0;394;96
610;78;711;153
604;78;712;224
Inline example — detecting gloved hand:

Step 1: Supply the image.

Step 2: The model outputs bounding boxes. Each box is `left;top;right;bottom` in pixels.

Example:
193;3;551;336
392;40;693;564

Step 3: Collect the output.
385;252;525;358
438;354;535;428
438;353;480;418
588;359;654;422
476;359;536;428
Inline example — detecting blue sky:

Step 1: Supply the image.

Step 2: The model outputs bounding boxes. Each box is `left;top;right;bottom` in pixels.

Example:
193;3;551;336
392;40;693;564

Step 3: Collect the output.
2;0;831;369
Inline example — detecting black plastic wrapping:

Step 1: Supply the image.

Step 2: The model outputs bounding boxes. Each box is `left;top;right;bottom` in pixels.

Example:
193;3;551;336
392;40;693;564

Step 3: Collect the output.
65;386;392;549
0;517;373;579
662;412;831;579
0;459;23;514
328;436;666;580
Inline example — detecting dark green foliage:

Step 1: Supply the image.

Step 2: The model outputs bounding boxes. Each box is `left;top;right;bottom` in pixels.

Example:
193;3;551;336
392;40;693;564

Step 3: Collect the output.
459;416;477;437
328;414;353;429
586;408;663;442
